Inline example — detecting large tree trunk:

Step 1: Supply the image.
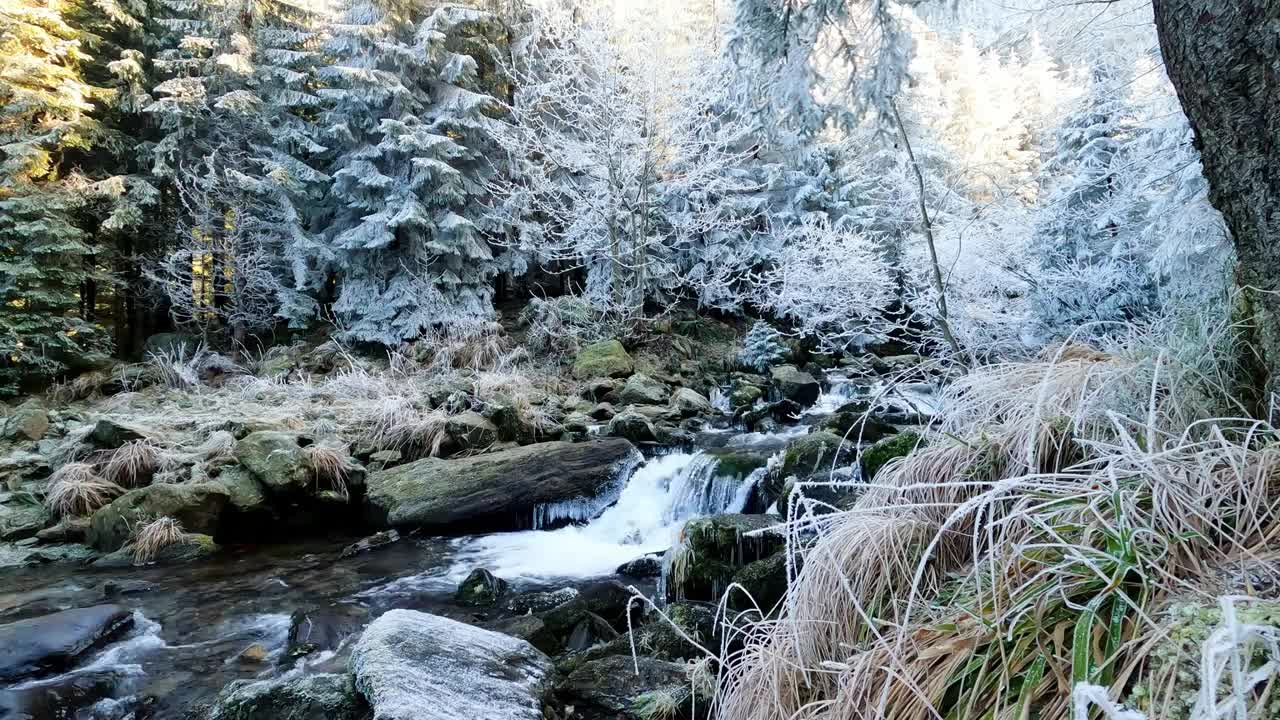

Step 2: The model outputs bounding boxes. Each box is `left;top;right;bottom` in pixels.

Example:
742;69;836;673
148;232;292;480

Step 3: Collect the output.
1151;0;1280;405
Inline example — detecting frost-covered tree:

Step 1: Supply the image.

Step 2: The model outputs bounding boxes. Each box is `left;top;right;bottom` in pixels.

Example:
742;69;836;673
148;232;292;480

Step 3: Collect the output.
737;320;789;371
316;2;505;345
0;0;116;391
147;0;326;340
748;218;896;352
493;5;758;318
1028;65;1156;342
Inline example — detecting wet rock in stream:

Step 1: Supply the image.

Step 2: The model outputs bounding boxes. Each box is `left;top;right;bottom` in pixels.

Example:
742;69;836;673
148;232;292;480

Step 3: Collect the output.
454;568;509;607
210;671;368;720
362;439;638;531
0;604;134;682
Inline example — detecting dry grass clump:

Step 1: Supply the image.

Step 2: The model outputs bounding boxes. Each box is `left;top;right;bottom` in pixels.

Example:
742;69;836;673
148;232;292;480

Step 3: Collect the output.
303;444;356;500
146;343;204;389
130;516;189;564
360;396;451;460
712;330;1280;720
98;439;161;487
45;463;125;518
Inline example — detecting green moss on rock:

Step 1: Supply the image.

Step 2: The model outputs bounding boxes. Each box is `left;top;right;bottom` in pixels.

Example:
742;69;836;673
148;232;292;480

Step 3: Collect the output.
860;432;923;481
573;339;635;379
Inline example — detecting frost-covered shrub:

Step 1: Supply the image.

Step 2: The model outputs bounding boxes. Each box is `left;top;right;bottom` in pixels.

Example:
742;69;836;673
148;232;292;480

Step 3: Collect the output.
737;321;789;372
518;296;617;360
749;219;896;352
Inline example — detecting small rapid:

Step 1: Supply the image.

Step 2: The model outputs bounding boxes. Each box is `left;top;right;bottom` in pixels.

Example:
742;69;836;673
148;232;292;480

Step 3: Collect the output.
447;452;760;582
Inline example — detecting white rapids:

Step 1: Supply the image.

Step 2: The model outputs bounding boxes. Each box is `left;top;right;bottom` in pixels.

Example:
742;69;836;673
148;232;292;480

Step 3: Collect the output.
447;452;760;582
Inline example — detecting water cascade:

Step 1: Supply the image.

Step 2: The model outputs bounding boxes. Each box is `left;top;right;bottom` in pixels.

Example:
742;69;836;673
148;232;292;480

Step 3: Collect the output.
448;451;759;582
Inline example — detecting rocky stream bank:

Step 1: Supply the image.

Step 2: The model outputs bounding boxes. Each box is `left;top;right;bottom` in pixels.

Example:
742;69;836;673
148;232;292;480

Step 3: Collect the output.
0;329;939;719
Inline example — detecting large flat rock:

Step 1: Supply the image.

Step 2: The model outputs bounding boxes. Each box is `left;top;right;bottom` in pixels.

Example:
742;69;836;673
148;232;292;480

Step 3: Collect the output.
363;439;638;531
0;605;134;682
350;609;550;720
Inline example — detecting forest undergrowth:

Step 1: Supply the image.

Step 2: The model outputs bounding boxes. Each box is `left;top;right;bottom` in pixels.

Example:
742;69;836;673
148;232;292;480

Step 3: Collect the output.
706;315;1280;720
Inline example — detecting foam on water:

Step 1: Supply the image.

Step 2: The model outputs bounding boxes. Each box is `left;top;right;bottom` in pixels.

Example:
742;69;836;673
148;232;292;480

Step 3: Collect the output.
448;451;759;582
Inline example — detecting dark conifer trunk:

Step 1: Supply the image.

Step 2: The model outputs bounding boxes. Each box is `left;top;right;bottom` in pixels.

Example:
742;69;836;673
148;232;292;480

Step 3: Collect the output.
1151;0;1280;404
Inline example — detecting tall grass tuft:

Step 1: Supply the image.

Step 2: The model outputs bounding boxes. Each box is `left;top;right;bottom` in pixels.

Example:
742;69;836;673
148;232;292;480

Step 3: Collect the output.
98;439;160;487
303;444;355;500
713;324;1280;720
130;516;189;564
45;463;125;517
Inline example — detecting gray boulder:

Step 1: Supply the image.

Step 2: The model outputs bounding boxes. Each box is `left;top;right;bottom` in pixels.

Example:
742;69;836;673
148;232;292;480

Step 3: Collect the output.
3;400;48;442
350;609;551;720
770;365;821;406
363;439;637;531
210;672;365;720
619;374;670;405
0;605;133;682
669;388;713;418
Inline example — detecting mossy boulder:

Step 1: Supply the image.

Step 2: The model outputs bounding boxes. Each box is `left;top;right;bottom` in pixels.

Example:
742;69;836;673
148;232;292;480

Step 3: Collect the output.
729;552;789;612
87;483;229;552
86;418;152;450
818;412;898;444
573;340;634;379
770;365;821;406
669;388;713;418
210;672;365;720
607;411;658;443
667;514;785;602
363;439;637;531
455;568;509;607
619;374;671;405
446;411;499;450
778;431;854;481
233;431;309;495
95;532;220;567
141;332;199;359
0;494;48;542
861;432;922;481
559;655;690;719
730;384;764;411
706;448;768;481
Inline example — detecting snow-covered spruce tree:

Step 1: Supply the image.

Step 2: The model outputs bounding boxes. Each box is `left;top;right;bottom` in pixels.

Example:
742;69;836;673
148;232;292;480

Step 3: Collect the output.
317;2;505;345
737;321;788;372
662;49;772;310
490;5;757;320
1028;65;1155;343
0;0;115;392
728;0;913;131
147;0;327;341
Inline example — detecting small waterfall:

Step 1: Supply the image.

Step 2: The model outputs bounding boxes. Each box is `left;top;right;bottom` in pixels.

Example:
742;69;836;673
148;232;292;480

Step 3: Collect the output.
448;451;758;582
710;386;732;414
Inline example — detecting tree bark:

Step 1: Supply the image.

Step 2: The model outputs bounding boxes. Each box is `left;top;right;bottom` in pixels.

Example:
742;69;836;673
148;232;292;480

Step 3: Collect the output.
1151;0;1280;404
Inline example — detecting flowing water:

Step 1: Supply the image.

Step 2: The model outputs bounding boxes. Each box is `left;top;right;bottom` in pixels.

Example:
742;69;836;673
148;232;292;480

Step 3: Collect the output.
0;376;935;719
